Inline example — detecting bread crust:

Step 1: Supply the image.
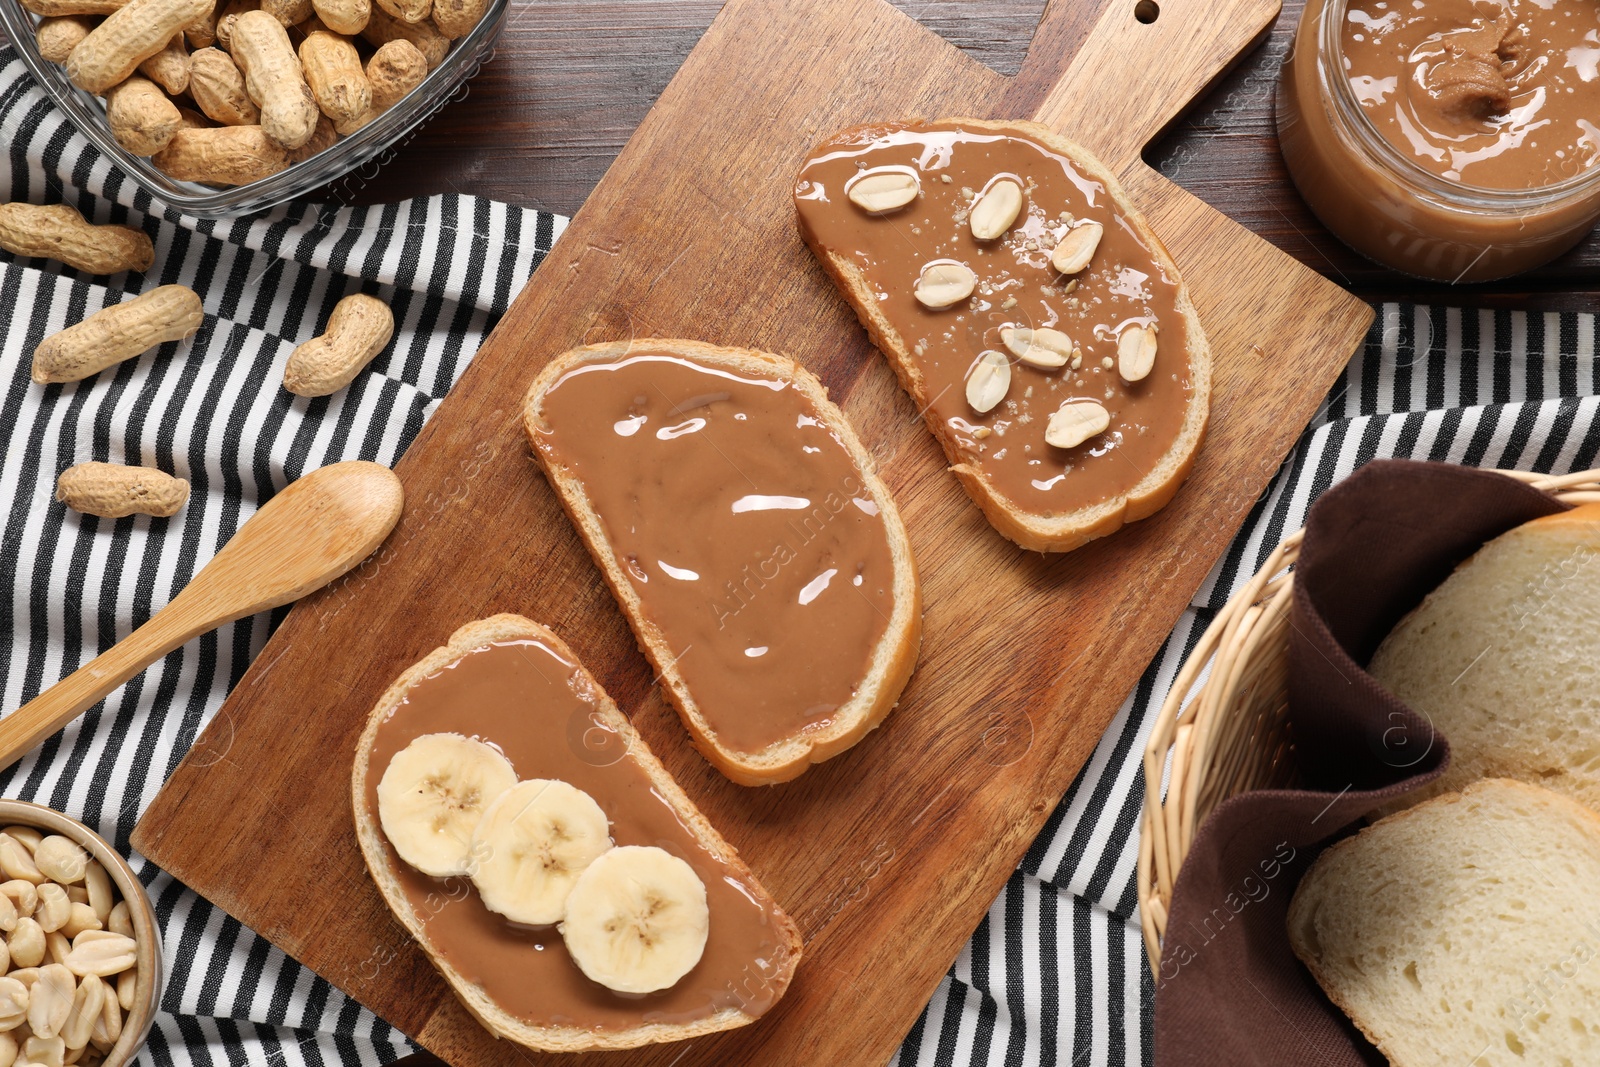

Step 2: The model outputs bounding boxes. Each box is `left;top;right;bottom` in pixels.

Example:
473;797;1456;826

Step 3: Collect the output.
351;614;804;1052
1287;779;1600;1065
522;339;923;786
798;117;1212;553
1369;502;1600;818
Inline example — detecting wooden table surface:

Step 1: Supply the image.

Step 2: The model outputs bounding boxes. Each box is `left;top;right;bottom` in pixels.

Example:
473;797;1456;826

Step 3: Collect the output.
319;0;1600;309
4;0;1597;306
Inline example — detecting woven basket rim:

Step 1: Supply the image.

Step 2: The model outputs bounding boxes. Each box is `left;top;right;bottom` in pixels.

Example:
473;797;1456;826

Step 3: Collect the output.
1136;466;1600;976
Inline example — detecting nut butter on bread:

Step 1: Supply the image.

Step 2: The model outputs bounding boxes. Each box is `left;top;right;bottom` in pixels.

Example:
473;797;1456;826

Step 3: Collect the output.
1369;502;1600;816
523;340;921;786
794;119;1212;552
352;615;803;1052
1288;779;1600;1066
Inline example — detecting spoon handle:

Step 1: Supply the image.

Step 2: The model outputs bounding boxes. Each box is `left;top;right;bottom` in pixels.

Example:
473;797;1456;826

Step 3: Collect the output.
0;461;403;774
0;605;208;772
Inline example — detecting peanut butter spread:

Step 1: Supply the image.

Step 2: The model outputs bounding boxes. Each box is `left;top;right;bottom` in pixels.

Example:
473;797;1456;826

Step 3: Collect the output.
363;639;793;1030
1344;0;1600;187
531;352;897;756
794;122;1197;516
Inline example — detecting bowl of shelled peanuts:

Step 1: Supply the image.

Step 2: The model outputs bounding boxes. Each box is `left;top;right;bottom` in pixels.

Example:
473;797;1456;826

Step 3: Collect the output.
0;0;507;216
0;800;160;1067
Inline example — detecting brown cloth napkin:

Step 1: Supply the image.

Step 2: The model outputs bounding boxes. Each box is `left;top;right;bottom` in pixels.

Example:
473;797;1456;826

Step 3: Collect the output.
1152;459;1571;1067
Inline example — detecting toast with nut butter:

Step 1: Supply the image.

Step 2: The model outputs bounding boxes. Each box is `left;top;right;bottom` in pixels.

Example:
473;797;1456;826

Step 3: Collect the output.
523;340;922;786
353;614;803;1051
795;118;1212;553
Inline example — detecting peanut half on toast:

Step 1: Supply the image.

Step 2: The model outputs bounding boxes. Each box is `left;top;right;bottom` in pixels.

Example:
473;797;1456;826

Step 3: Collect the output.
524;340;921;786
795;119;1212;553
353;615;803;1052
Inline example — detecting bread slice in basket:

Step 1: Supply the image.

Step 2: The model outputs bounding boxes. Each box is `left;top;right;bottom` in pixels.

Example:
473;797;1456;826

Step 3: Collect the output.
352;614;804;1051
794;118;1212;553
1288;778;1600;1066
523;339;922;786
1370;502;1600;815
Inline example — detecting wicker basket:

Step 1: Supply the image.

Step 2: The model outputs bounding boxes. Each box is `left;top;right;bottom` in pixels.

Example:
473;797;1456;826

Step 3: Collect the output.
1136;466;1600;975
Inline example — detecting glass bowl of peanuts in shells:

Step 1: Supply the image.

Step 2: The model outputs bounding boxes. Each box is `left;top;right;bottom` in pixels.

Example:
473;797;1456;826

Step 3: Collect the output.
0;800;159;1067
0;0;507;217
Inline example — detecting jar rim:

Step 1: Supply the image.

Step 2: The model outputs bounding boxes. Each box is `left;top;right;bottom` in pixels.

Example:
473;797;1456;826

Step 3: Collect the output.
1315;0;1600;206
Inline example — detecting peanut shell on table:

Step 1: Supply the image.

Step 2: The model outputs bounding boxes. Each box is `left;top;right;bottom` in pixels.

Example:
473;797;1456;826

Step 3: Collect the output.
55;464;189;520
31;285;203;384
0;204;153;277
283;293;394;396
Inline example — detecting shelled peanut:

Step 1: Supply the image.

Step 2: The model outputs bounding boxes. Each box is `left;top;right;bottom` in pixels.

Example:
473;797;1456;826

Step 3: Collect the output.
21;0;486;186
0;828;141;1067
343;38;422;132
35;17;94;63
187;47;258;125
65;0;211;94
136;33;190;95
298;30;369;131
105;75;182;155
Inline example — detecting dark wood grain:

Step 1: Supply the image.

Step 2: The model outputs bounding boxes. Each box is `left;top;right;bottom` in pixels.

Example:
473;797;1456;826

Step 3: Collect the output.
293;0;1064;209
289;0;1600;306
4;0;1594;302
132;0;1372;1064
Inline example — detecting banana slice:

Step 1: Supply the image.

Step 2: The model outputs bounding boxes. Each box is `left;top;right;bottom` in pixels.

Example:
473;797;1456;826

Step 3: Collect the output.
560;845;710;995
469;779;612;925
377;733;517;877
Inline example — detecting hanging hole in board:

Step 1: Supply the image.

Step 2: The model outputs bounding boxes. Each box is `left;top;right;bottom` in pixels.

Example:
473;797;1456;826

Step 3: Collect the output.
1134;0;1160;23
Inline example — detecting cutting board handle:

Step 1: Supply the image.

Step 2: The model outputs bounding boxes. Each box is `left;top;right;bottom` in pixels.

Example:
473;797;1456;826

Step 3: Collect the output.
1026;0;1282;169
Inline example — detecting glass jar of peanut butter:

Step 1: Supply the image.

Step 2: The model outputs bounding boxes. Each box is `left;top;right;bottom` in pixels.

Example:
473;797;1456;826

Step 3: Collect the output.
1277;0;1600;282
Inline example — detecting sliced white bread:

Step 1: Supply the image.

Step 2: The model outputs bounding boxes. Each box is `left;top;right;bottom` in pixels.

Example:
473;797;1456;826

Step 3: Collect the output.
1369;503;1600;815
352;614;804;1052
522;339;922;786
798;118;1212;553
1288;779;1600;1067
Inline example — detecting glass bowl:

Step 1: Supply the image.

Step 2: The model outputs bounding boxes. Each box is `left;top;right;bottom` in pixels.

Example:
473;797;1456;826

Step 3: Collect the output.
0;0;507;218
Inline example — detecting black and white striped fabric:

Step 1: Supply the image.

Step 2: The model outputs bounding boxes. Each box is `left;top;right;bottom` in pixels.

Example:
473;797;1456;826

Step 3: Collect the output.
0;46;562;1066
3;43;1597;1067
893;306;1600;1066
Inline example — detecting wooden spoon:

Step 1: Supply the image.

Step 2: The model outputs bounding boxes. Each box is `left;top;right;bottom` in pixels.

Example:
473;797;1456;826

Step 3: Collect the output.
0;461;404;772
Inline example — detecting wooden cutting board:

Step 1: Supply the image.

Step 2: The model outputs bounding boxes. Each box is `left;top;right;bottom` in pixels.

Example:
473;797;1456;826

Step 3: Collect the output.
132;0;1373;1063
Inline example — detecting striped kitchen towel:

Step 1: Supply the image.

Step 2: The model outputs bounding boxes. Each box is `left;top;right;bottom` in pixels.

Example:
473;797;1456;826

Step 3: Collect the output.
0;45;564;1066
894;307;1600;1066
